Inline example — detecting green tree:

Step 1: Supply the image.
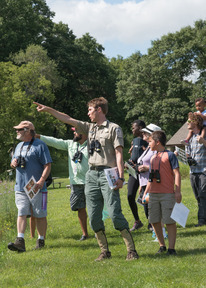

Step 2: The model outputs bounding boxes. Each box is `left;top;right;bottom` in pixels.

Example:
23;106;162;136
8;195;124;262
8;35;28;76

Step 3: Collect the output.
0;0;54;61
0;46;64;175
116;24;201;137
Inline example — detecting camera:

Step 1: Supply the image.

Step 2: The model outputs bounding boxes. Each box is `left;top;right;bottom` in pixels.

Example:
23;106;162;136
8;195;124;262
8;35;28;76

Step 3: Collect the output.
72;151;83;163
187;157;197;166
89;140;101;155
17;156;26;169
148;169;161;183
135;160;143;174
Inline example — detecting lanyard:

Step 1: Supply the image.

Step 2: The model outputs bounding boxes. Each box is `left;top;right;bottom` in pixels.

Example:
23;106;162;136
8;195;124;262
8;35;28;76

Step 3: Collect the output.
151;151;165;171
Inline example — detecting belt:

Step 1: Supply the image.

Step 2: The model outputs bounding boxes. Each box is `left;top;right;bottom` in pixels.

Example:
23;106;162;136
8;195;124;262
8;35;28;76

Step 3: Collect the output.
90;166;110;171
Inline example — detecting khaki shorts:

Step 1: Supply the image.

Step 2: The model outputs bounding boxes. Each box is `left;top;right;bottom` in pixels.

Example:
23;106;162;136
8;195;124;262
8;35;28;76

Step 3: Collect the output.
148;193;176;224
15;191;47;218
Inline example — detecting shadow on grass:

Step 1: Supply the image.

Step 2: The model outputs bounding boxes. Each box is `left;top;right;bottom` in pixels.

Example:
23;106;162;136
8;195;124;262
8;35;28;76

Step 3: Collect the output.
143;247;206;258
178;229;206;237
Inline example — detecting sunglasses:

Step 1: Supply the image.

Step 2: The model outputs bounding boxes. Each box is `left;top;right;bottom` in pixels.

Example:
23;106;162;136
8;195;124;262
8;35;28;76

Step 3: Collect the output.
16;128;26;132
187;119;195;123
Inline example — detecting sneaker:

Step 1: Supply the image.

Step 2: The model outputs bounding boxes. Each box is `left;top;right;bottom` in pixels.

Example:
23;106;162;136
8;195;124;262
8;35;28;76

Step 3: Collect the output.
167;248;177;256
79;235;88;241
35;239;45;249
195;223;205;227
164;233;168;239
95;251;111;261
130;221;143;232
153;237;159;242
152;230;156;238
156;246;166;255
180;139;189;146
8;237;26;253
126;250;139;260
148;223;153;231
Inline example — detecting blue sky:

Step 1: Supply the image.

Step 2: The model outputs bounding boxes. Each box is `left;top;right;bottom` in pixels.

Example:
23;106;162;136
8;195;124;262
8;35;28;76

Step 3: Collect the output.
46;0;206;59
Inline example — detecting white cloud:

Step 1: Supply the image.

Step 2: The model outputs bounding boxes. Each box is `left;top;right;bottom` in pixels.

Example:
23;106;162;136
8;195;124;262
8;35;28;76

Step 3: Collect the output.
46;0;206;57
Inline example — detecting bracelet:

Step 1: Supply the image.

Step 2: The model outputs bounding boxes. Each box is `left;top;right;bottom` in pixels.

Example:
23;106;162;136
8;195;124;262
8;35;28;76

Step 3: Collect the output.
119;177;125;182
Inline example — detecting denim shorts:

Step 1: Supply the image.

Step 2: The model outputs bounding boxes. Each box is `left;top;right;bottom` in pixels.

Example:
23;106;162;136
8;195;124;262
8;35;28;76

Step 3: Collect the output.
148;193;176;224
15;191;47;218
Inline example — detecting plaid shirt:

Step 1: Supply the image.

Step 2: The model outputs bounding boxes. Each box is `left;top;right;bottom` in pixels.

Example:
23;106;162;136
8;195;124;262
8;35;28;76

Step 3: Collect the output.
186;134;206;173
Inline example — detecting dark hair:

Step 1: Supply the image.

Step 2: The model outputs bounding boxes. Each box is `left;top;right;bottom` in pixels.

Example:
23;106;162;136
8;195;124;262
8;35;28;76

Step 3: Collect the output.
132;119;146;129
195;97;205;104
151;130;166;147
87;97;108;115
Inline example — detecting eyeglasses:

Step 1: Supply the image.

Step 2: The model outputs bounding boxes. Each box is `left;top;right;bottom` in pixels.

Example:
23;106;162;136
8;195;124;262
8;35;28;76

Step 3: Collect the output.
187;119;195;123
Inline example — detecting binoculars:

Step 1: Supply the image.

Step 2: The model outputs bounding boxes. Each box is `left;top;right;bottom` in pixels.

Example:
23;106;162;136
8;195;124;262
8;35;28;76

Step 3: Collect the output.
148;169;161;183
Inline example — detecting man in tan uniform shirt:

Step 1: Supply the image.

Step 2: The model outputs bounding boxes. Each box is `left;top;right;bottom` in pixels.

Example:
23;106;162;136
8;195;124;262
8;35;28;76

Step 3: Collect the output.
34;97;139;261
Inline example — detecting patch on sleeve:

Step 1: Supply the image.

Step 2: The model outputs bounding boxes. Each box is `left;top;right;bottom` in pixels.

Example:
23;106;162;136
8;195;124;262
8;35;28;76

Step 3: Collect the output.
116;128;123;138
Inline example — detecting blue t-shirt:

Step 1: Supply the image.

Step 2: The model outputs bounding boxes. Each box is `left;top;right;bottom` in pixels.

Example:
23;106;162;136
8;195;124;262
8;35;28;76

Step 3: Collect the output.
13;138;52;192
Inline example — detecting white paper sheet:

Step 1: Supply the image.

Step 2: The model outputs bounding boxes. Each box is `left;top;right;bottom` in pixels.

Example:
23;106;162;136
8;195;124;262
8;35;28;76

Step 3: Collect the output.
170;202;190;228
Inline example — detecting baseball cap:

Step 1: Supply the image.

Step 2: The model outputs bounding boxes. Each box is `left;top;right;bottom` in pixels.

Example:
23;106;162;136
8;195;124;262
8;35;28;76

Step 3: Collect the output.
141;123;161;134
13;121;35;130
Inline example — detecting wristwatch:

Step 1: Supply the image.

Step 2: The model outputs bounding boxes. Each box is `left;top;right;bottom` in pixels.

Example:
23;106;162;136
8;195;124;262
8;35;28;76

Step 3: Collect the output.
119;177;125;182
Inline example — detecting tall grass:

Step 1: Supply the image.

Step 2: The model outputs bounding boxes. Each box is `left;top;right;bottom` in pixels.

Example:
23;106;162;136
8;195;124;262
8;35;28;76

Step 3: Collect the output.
0;181;16;240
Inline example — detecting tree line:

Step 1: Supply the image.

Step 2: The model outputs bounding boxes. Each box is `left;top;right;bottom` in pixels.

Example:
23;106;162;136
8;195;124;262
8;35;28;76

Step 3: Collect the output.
1;0;206;175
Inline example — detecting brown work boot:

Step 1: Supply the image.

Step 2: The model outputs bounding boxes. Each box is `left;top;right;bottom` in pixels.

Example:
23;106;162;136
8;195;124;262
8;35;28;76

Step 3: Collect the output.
95;251;111;261
8;237;26;253
35;239;45;249
126;250;139;260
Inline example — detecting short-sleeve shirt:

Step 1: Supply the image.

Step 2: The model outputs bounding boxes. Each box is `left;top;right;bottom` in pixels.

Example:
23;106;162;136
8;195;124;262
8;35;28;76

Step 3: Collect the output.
197;109;206;126
40;135;89;184
137;147;156;187
185;133;206;173
77;120;124;167
13;138;52;192
130;137;148;163
149;150;179;194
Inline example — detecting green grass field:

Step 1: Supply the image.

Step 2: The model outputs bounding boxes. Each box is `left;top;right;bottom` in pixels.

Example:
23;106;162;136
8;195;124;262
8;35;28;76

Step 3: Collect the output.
0;175;206;288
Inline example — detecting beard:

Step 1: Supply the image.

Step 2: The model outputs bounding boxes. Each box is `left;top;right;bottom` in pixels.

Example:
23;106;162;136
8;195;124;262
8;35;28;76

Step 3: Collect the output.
73;134;82;142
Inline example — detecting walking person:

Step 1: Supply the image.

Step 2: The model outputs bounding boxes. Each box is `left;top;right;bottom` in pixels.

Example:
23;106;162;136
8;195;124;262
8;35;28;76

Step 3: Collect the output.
8;121;52;252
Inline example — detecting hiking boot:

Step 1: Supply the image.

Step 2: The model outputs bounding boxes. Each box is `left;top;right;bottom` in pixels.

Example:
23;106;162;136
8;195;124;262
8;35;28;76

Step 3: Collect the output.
95;251;111;261
126;250;139;260
156;246;166;255
8;237;26;253
35;239;45;249
167;249;177;256
130;221;143;232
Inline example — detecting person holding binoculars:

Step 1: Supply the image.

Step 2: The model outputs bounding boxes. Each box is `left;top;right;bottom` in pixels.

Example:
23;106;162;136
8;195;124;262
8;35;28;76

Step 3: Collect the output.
8;121;52;252
34;97;139;262
142;130;182;256
35;127;89;241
